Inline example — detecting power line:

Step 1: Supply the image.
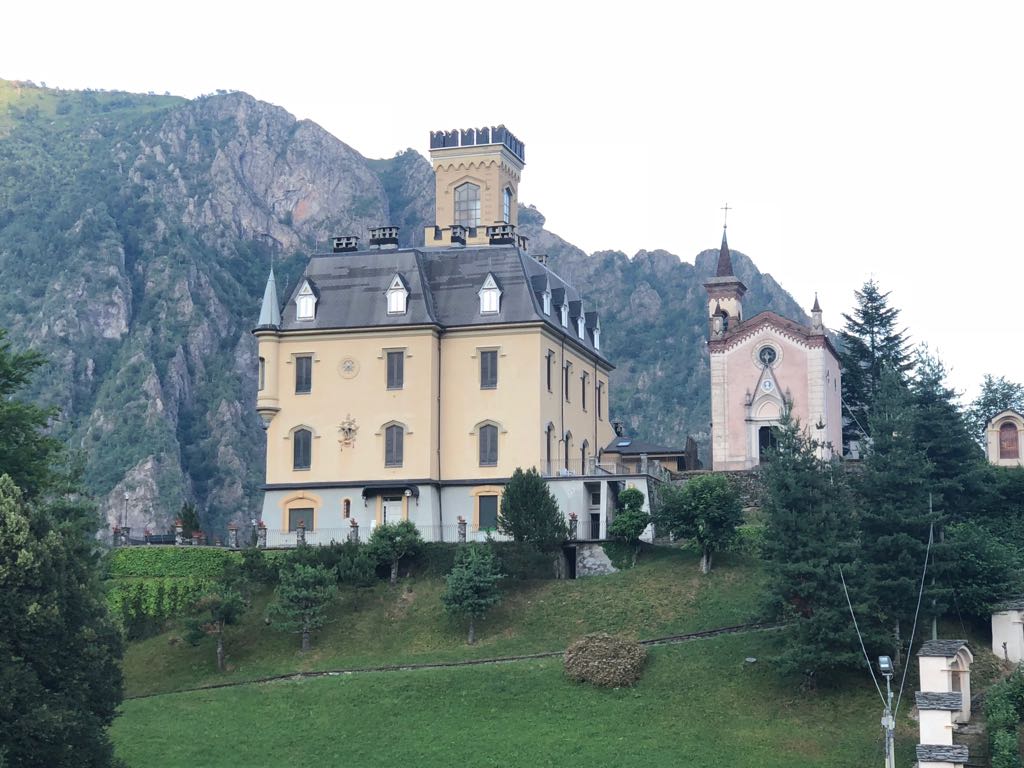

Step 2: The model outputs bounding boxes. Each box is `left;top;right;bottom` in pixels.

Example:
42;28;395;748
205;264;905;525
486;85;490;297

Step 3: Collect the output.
839;564;886;706
895;520;935;716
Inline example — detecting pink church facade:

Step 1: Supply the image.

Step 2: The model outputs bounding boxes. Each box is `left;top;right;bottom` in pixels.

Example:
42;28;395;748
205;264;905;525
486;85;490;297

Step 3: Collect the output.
705;231;842;471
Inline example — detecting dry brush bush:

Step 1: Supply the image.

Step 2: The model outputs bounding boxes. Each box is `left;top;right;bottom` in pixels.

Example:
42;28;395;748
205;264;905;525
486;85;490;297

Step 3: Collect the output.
563;633;647;688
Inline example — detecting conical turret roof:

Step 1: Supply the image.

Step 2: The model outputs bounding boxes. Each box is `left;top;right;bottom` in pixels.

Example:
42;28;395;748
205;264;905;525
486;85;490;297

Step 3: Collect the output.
257;269;282;328
716;228;734;277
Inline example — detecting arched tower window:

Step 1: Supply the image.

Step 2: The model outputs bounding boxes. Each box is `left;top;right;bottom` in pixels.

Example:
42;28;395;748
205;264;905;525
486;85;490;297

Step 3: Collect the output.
454;182;481;228
545;423;555;472
385;424;404;467
564;431;573;470
503;187;513;224
1000;421;1020;459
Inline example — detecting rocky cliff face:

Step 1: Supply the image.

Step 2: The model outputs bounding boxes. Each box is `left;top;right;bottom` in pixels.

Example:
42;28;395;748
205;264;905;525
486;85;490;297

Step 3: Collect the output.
0;81;813;535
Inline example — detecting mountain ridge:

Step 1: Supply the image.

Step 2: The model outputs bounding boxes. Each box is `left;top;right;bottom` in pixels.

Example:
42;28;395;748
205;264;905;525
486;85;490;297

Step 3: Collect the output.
0;79;813;533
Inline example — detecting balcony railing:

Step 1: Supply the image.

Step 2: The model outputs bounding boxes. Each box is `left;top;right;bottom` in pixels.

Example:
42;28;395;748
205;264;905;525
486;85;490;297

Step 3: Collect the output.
539;458;671;481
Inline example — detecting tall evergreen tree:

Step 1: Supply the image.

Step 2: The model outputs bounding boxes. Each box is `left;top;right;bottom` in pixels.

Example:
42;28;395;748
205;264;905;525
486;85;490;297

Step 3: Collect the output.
839;279;912;445
761;413;860;687
498;467;567;551
908;347;985;521
966;374;1024;444
857;369;945;664
441;545;503;644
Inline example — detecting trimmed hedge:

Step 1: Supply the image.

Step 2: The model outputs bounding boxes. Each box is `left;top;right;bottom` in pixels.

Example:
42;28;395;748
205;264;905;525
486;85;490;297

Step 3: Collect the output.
106;576;212;636
108;547;238;578
564;633;647;688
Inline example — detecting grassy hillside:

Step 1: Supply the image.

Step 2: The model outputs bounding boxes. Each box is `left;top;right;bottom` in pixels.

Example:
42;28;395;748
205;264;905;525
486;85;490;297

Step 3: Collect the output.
122;547;764;698
114;632;915;768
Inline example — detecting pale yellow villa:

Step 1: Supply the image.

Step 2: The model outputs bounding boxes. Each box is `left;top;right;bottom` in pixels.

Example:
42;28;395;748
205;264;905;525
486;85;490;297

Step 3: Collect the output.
253;126;672;546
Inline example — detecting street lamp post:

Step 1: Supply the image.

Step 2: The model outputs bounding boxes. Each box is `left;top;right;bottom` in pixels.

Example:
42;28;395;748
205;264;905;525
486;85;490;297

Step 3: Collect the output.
122;492;129;529
878;655;895;768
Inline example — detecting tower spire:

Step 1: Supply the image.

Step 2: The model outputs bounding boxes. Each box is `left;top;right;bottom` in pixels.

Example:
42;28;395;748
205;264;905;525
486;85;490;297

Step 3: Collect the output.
257;268;282;329
716;226;734;277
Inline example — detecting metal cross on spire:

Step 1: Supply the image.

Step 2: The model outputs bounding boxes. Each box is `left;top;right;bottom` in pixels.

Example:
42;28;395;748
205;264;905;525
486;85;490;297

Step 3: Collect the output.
721;203;732;229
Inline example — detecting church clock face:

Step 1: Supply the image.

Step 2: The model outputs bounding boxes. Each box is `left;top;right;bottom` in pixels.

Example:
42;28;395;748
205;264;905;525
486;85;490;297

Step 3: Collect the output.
758;346;777;367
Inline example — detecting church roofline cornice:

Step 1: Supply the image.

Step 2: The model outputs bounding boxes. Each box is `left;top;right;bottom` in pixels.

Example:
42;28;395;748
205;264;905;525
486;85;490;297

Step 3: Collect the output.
707;311;839;357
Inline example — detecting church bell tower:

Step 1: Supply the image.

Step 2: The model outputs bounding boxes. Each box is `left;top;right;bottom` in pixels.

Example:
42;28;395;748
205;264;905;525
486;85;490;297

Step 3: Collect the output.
704;226;746;339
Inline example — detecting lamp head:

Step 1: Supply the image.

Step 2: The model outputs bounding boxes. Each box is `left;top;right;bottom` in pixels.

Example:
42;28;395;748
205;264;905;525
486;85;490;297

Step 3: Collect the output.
878;656;893;675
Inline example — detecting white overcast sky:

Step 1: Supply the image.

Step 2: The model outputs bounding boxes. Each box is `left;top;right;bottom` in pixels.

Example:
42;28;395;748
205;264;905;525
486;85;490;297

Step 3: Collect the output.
4;0;1022;401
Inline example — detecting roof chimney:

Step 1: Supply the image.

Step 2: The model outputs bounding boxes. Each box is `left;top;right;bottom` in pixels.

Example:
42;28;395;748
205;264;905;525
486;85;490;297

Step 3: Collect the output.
332;236;359;253
369;226;400;249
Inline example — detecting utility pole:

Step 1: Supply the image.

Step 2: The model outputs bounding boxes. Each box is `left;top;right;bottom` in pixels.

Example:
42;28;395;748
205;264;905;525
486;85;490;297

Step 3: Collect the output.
879;656;895;768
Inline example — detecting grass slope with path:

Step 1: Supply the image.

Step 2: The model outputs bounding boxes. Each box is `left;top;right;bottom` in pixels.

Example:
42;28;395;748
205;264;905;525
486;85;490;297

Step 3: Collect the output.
114;547;917;766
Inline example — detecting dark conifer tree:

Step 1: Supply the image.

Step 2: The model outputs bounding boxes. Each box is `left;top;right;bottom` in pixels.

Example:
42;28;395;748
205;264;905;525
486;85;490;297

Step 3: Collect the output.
857;369;946;665
839;279;912;445
761;412;860;687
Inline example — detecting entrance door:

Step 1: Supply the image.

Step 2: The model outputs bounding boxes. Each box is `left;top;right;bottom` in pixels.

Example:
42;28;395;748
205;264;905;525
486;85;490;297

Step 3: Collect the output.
590;513;601;540
382;496;403;524
758;426;778;463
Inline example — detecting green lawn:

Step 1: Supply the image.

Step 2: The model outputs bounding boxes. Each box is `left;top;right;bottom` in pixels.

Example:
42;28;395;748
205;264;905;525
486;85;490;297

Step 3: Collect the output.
113;632;916;768
123;548;766;698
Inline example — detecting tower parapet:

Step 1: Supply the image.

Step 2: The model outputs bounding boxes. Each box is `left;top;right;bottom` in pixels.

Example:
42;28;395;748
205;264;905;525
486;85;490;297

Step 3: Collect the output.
429;125;525;163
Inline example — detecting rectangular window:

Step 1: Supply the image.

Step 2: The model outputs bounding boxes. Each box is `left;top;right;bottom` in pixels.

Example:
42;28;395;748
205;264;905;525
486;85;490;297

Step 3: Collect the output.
581;375;588;411
258;357;265;391
564;365;571;402
295;355;312;394
288;507;314;532
597;382;604;419
478;495;498;530
480;350;498;389
386;350;404;390
293;429;312;470
546;350;554;391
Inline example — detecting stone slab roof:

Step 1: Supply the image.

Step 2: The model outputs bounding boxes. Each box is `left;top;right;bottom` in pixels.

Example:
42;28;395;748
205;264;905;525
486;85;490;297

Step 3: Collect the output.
916;744;968;762
918;640;969;658
915;692;963;710
270;244;610;366
993;597;1024;611
604;437;686;456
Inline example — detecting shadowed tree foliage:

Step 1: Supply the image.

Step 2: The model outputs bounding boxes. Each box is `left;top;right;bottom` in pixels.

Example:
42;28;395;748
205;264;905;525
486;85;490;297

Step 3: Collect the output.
655;474;742;574
366;520;423;584
441;545;503;644
761;413;860;687
608;488;651;567
0;329;62;498
839;279;912;445
498;467;567;551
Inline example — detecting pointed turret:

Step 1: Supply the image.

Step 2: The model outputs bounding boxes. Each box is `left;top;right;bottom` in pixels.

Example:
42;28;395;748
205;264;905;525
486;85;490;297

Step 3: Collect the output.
257;269;282;329
716;228;734;277
811;293;823;334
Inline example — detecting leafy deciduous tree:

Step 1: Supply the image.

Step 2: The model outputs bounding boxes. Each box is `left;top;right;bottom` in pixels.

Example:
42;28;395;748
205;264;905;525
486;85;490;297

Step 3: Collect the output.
608;488;650;566
186;587;245;672
967;374;1024;444
441;545;503;644
367;520;422;584
655;474;742;573
268;564;336;651
498;467;567;551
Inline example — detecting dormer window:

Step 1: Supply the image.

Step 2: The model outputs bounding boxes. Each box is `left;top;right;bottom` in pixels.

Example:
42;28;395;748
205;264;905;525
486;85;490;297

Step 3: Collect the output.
560;303;568;327
576;315;585;339
593;325;601;350
542;286;552;315
503;187;513;224
296;281;317;321
455;182;481;228
479;274;501;315
386;274;409;315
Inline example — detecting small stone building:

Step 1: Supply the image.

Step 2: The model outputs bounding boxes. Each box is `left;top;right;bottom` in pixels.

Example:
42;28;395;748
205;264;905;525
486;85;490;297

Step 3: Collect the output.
991;599;1024;662
986;408;1024;468
916;640;973;768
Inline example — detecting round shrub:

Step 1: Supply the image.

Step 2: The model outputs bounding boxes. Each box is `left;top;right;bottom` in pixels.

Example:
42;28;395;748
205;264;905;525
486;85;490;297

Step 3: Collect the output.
564;633;647;688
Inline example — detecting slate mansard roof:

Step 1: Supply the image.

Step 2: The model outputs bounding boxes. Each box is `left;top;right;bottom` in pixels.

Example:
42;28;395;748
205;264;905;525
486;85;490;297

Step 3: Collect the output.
263;244;610;366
